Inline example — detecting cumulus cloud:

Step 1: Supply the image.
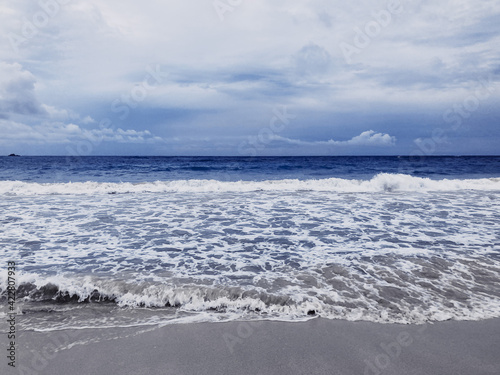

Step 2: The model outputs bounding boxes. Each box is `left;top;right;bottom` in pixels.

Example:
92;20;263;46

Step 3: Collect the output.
0;62;46;117
293;43;333;78
0;63;97;124
41;104;96;124
333;130;396;146
0;119;165;145
272;130;396;148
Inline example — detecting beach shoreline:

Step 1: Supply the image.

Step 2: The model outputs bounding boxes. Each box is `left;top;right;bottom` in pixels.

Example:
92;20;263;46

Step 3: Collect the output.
12;317;500;375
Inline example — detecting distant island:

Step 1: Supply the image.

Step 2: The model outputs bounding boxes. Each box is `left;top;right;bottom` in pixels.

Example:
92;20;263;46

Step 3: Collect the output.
8;154;20;157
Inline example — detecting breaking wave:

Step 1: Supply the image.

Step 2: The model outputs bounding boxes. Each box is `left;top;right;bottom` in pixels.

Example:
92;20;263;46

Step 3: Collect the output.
1;174;500;196
4;261;500;327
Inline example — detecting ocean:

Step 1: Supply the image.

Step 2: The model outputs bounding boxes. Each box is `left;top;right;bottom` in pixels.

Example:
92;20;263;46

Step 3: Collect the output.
1;156;500;331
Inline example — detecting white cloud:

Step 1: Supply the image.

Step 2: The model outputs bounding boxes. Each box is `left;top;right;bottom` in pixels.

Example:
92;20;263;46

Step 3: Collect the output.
293;43;333;78
0;119;165;145
81;116;95;124
335;130;396;146
273;130;396;147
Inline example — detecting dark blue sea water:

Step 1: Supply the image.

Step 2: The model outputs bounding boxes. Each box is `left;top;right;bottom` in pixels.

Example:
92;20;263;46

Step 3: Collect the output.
1;156;500;330
1;155;500;183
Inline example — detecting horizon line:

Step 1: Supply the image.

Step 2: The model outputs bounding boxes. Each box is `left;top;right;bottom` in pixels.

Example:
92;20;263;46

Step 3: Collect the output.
3;154;500;158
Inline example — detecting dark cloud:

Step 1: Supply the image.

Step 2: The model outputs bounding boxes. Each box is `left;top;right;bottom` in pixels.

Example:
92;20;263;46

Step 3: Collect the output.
1;1;499;155
0;63;47;116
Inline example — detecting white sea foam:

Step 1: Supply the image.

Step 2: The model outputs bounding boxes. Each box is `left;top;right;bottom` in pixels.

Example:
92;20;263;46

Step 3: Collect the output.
6;247;500;329
1;174;500;196
1;173;499;331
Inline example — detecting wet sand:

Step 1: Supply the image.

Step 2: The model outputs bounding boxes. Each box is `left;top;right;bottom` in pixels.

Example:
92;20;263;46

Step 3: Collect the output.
13;318;500;375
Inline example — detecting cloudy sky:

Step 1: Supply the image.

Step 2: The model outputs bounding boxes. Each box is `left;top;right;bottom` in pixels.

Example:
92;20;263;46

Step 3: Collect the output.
1;0;499;156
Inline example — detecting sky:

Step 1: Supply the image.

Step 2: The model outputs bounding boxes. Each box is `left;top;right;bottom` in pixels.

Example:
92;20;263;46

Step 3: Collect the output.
0;0;499;156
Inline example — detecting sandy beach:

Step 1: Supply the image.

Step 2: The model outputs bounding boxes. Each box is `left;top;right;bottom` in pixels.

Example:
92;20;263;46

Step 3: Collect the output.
12;317;500;375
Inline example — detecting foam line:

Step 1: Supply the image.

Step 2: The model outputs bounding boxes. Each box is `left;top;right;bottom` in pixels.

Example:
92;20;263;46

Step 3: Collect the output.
1;174;500;196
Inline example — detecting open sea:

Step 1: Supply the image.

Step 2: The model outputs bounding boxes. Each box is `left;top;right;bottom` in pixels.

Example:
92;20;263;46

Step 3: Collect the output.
1;156;500;331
